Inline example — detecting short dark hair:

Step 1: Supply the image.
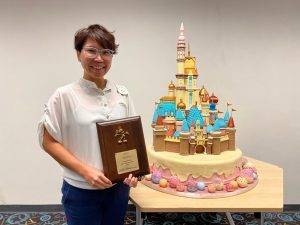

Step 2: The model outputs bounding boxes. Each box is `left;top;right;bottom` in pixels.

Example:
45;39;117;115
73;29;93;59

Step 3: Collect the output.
74;24;119;54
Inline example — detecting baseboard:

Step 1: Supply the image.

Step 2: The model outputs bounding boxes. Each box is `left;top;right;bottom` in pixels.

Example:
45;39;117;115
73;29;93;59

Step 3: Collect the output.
0;204;299;212
0;203;136;212
283;204;300;212
0;205;64;212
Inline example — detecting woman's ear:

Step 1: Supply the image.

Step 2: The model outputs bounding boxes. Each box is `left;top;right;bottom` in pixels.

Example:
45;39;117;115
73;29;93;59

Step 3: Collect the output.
76;50;81;62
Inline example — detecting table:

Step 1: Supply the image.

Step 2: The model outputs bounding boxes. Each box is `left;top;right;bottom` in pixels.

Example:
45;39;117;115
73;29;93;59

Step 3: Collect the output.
129;157;283;225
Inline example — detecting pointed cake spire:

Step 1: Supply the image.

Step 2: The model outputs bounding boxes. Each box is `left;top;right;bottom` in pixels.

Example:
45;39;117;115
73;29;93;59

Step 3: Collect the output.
156;114;164;126
228;116;235;128
228;108;236;127
178;22;185;43
180;22;184;33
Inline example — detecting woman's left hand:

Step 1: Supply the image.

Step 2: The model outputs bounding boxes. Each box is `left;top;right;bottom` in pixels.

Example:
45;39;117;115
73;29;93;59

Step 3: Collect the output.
123;173;138;188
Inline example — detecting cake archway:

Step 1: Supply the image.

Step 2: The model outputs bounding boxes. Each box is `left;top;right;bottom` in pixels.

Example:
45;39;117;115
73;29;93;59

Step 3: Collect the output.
195;144;206;154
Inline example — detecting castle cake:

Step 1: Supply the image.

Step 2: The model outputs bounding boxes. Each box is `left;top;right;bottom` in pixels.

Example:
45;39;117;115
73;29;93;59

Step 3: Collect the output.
142;23;258;198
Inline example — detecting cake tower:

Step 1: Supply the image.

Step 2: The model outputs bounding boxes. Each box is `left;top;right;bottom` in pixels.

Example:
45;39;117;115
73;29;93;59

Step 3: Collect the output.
143;23;258;198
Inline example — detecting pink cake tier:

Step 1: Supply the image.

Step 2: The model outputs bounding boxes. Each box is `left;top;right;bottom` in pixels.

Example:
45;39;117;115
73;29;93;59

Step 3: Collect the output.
142;146;258;198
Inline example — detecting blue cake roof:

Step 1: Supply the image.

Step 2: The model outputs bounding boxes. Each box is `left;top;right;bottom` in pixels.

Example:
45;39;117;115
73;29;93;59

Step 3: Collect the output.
158;102;176;116
152;108;159;124
173;130;180;137
181;119;190;132
224;111;230;122
175;109;185;120
186;106;204;127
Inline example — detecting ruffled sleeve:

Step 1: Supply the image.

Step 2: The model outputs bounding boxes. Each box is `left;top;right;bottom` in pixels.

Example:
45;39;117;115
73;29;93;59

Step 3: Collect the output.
37;89;63;149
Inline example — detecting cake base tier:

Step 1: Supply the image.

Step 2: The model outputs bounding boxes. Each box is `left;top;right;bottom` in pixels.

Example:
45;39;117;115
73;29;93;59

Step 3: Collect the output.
148;145;243;181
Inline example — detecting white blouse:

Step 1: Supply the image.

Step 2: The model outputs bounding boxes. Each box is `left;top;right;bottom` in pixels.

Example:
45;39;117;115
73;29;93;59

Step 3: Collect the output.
38;78;137;189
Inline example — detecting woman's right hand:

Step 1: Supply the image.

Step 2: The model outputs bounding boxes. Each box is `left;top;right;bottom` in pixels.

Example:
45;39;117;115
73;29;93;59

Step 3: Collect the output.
82;165;112;189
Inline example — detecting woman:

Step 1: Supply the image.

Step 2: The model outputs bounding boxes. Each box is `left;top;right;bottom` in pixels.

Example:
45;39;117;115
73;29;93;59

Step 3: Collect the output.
38;24;138;225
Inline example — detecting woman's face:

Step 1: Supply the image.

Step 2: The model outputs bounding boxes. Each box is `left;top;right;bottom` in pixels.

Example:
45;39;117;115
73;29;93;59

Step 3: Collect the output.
77;38;112;82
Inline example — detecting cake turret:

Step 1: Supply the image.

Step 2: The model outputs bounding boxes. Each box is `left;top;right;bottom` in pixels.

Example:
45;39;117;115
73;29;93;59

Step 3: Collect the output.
227;108;236;150
176;23;186;75
179;119;190;155
176;23;186;108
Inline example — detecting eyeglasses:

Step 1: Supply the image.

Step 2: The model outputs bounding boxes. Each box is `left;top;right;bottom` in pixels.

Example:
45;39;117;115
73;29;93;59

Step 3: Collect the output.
82;47;114;60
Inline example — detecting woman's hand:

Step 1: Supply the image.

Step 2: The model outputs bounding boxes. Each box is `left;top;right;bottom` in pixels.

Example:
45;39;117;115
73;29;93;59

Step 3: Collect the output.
123;173;138;188
82;165;112;189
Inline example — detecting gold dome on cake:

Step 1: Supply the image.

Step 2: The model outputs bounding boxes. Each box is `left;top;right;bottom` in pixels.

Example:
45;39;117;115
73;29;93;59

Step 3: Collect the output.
168;81;175;89
199;85;209;96
199;85;209;102
177;99;186;109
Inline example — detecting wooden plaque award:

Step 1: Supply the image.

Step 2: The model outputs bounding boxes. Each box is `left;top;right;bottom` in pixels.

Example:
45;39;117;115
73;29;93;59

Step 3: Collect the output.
96;116;150;183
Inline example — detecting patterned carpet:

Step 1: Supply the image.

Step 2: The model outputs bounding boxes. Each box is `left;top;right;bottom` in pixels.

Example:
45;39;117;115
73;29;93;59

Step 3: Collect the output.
1;210;300;225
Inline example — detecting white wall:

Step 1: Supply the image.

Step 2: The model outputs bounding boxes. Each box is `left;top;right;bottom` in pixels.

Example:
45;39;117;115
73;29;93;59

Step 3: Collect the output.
0;0;299;204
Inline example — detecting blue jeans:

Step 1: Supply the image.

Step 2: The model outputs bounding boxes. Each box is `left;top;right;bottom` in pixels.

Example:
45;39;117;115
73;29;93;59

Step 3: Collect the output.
61;180;130;225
